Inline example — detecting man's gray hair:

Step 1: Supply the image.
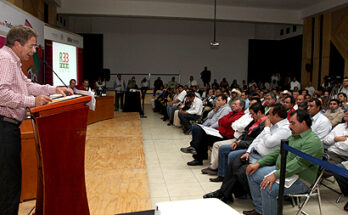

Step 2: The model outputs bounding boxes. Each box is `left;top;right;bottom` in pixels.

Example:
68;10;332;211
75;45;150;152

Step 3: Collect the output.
5;25;37;47
266;92;277;100
235;98;245;109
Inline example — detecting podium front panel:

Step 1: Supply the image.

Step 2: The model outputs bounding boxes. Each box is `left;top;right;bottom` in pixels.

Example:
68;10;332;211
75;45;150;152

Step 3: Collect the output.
35;104;90;215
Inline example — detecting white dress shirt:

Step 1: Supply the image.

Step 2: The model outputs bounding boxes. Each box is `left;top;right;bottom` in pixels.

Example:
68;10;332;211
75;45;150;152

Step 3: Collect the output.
247;118;291;157
231;109;253;139
290;81;301;90
311;112;332;142
323;123;348;158
186;97;203;115
175;90;187;102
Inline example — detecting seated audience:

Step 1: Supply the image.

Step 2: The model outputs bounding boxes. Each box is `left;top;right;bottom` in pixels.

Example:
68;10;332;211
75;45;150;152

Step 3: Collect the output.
180;99;245;166
230;88;241;105
68;79;77;93
294;95;304;110
166;85;186;125
307;98;332;142
338;92;348;112
200;94;231;128
323;99;345;127
168;76;177;89
77;79;92;92
201;98;259;175
203;104;291;202
244;110;323;215
297;101;308;110
178;92;203;134
210;103;267;182
283;96;295;119
264;92;277;115
323;111;348;164
241;91;250;110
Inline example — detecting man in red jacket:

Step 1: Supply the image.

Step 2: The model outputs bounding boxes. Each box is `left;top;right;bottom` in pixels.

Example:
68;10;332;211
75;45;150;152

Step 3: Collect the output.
181;99;245;165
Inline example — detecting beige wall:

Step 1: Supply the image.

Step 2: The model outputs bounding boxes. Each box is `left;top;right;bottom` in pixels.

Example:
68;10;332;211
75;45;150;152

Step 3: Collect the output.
6;0;56;25
301;6;348;88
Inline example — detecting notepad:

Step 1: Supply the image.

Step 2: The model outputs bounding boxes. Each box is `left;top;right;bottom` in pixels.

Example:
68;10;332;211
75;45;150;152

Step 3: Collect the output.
265;170;299;188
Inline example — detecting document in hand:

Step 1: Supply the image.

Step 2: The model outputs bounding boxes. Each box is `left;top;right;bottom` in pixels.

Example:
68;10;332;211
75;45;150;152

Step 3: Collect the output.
265;170;299;188
197;124;223;138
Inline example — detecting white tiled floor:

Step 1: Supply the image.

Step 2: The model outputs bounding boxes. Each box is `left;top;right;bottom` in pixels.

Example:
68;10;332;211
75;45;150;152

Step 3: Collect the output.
141;104;348;214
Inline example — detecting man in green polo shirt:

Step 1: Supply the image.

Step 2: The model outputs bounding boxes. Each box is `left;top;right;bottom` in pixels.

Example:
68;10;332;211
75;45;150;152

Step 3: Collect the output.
243;109;324;215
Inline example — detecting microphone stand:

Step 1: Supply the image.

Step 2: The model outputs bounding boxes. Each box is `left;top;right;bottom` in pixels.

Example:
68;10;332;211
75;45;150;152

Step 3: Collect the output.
43;61;68;88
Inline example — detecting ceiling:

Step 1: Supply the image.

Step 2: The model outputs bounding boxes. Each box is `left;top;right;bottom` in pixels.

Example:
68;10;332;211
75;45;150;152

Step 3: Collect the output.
57;0;348;24
136;0;322;10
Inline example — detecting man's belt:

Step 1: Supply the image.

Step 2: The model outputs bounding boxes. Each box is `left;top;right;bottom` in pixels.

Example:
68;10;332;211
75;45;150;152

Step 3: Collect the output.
0;115;21;126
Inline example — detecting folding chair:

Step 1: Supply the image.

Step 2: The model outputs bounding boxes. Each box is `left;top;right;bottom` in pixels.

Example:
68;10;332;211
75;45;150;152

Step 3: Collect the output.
287;168;325;215
320;173;344;203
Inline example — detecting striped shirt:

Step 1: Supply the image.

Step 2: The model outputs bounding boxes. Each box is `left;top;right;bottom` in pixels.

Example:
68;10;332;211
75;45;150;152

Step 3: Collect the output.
0;46;56;121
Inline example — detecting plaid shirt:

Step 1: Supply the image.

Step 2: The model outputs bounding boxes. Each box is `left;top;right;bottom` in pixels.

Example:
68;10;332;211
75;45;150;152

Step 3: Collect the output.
0;46;56;121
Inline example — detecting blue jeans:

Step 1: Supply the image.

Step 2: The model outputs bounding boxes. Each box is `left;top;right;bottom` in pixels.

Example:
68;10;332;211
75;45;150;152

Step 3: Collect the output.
247;166;309;215
166;104;178;122
249;150;263;164
217;144;246;177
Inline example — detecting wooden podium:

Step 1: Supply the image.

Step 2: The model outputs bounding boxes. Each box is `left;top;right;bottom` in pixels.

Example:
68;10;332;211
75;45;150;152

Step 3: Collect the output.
30;96;91;215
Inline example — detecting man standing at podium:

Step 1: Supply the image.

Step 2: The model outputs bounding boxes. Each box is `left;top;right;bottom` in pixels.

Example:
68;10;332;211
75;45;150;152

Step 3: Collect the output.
0;26;73;214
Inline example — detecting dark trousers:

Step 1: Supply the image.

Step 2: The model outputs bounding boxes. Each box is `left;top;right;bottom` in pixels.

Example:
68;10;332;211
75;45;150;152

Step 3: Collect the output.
115;92;124;111
190;125;224;162
220;154;250;198
334;164;348;196
153;87;160;96
178;112;200;131
0;121;21;215
141;87;148;100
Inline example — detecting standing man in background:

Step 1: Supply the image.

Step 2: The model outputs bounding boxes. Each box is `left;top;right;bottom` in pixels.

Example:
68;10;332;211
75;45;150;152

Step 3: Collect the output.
0;25;73;214
201;66;211;87
114;74;126;111
153;77;163;96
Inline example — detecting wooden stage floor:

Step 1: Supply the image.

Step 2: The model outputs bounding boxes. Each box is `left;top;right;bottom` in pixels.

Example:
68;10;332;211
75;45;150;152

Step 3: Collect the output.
19;112;152;215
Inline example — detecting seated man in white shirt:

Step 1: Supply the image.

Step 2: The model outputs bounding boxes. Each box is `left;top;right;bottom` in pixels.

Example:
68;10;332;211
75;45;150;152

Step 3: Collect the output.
167;85;186;125
323;111;348;164
178;92;203;134
307;98;332;143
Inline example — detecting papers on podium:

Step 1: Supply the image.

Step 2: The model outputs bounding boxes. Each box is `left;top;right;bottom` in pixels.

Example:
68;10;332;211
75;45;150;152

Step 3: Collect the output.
49;89;96;111
50;94;82;103
197;124;223;138
75;89;96;111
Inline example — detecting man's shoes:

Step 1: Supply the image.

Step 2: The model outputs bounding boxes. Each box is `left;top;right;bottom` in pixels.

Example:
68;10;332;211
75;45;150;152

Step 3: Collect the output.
242;209;261;215
180;147;197;155
209;176;224;182
203;189;234;203
184;129;192;135
203;189;223;198
201;167;218;175
167;122;172;126
187;160;203;166
344;201;348;211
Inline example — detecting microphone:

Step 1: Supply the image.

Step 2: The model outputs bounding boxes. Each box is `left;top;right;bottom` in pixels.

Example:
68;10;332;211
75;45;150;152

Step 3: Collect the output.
43;61;68;88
